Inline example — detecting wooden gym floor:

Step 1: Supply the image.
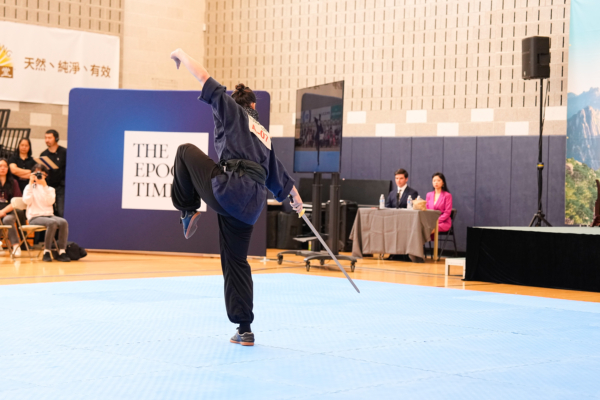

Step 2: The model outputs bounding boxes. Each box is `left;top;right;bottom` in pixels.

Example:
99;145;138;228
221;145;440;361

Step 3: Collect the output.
0;248;598;303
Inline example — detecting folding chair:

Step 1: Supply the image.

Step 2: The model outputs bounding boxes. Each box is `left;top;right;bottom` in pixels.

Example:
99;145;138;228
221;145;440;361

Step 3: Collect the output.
10;197;57;260
0;223;14;257
437;209;458;259
425;208;458;261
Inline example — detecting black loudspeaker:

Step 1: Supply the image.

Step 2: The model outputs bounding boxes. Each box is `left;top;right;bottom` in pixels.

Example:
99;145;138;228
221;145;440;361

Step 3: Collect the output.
522;36;551;80
276;212;302;250
324;200;358;252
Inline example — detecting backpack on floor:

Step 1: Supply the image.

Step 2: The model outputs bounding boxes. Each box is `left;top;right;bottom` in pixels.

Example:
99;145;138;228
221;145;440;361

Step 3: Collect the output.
66;241;87;260
52;242;87;260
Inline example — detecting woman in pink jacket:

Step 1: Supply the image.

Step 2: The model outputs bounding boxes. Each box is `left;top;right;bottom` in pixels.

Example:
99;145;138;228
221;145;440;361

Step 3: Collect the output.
426;172;453;236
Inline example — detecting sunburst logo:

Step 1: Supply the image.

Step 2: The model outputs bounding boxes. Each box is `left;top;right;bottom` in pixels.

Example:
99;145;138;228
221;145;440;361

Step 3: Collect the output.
0;45;14;79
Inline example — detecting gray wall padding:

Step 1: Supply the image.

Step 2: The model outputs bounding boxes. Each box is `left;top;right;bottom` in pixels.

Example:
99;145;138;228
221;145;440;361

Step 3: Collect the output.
547;136;567;225
443;137;477;253
410;137;444;199
475;137;513;227
509;137;549;226
351;137;381;180
341;137;353;179
380;137;412;181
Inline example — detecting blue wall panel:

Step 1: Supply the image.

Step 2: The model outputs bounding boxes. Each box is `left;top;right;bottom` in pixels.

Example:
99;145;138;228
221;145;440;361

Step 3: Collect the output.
443;137;477;252
547;136;567;226
475;137;512;226
380;138;412;182
341;137;353;179
272;137;294;180
509;137;550;226
410;137;444;198
351;138;381;179
66;88;269;256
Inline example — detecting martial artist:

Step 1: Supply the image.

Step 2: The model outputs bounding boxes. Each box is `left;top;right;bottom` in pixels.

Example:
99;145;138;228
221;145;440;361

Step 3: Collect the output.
314;115;323;165
169;48;304;346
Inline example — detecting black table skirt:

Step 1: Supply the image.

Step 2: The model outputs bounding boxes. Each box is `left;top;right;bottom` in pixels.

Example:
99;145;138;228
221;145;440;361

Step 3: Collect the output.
466;227;600;293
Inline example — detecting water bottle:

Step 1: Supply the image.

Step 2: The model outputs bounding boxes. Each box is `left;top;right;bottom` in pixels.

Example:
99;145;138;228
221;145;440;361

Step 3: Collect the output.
379;194;385;209
407;196;413;210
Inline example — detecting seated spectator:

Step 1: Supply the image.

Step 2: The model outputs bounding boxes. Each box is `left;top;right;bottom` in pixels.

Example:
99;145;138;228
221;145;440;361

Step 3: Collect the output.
23;164;70;262
0;158;23;256
9;138;35;193
386;168;419;209
426;172;453;238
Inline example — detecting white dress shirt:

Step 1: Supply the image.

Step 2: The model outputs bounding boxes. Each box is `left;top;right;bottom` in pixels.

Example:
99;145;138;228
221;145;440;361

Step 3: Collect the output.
397;184;408;200
396;183;408;207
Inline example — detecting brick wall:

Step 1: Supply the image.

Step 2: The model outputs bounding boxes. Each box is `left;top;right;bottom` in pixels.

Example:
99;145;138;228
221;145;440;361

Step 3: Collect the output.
121;0;205;90
204;0;570;139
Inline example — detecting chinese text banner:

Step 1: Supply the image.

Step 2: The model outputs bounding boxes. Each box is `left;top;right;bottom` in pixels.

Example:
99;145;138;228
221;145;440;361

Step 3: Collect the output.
0;21;119;105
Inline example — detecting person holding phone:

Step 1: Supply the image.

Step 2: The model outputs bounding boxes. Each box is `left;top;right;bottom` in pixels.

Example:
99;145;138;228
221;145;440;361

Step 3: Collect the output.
22;164;70;262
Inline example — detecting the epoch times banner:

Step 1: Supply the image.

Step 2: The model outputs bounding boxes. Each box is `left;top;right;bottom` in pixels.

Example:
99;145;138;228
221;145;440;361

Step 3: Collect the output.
566;0;600;224
122;131;209;212
0;21;119;105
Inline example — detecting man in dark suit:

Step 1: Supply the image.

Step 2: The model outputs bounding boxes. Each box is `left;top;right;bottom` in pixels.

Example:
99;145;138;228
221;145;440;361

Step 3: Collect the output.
385;168;419;262
385;168;418;209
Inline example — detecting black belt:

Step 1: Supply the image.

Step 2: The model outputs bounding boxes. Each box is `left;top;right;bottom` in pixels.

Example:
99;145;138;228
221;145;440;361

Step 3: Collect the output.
219;159;266;185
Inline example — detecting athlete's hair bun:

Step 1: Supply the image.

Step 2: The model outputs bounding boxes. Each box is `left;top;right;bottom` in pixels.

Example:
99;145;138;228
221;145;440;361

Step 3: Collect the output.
232;82;256;107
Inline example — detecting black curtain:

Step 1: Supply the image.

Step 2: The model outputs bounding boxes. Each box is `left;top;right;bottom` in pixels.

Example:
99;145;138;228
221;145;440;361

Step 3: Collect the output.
466;227;600;293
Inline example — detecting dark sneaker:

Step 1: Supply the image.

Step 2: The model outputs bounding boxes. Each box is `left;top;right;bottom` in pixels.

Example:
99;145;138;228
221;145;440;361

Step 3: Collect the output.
230;330;255;346
181;211;201;239
55;253;71;262
42;252;52;262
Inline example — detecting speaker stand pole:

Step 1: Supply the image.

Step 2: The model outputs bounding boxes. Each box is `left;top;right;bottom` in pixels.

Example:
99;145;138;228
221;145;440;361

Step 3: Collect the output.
529;78;552;227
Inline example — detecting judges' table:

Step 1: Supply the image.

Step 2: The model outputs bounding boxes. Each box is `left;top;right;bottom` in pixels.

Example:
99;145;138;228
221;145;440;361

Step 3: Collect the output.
466;226;600;293
350;208;441;260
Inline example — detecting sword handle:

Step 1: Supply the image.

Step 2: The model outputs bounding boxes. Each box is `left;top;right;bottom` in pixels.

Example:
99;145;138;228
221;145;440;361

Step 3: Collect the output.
288;194;305;218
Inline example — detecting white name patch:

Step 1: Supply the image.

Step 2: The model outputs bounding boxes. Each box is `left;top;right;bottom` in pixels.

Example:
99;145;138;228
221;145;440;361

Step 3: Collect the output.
248;116;272;150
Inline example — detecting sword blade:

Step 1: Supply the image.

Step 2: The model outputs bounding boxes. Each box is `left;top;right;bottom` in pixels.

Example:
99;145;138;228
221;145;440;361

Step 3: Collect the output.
301;213;360;293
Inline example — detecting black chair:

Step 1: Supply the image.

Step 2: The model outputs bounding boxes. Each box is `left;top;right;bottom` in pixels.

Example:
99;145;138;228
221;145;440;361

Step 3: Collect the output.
0;109;9;129
426;208;458;260
0;127;31;159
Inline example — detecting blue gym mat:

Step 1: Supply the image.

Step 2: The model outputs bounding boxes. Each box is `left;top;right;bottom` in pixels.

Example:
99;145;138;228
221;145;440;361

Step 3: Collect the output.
0;273;599;399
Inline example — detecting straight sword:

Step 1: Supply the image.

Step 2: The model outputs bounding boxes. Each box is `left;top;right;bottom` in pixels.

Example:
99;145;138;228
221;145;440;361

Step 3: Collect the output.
290;198;360;293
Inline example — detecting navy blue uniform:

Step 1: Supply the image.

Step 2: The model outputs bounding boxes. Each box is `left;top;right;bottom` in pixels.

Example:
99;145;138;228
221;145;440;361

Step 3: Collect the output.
172;77;295;332
201;77;294;225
